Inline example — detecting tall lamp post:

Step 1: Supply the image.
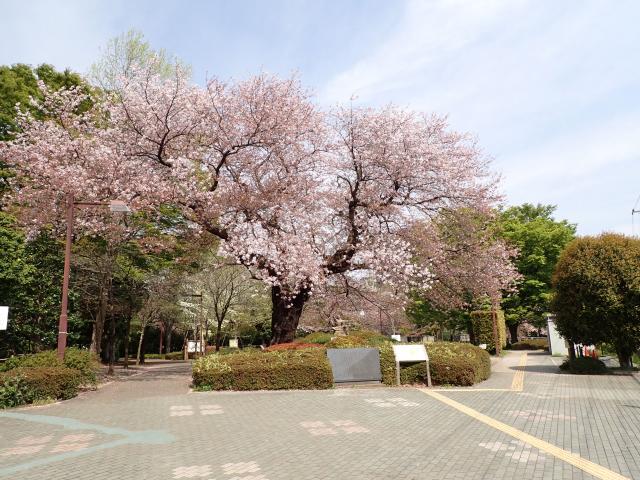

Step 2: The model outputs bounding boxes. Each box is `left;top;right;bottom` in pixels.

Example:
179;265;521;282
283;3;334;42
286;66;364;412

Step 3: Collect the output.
57;193;130;360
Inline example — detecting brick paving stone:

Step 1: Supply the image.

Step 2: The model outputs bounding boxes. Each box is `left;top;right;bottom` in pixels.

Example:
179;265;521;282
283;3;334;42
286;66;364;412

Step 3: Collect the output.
1;353;638;479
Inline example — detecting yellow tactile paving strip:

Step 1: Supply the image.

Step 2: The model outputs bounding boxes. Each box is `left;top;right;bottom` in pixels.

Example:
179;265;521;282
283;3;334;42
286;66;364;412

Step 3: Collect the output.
510;352;527;391
419;352;631;480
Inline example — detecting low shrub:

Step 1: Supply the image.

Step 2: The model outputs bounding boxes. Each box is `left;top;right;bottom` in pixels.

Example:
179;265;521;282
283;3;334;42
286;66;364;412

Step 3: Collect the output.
193;348;333;391
559;357;607;374
325;330;389;349
511;339;549;351
0;348;98;384
145;351;186;360
296;332;333;345
0;366;83;408
264;342;323;352
378;342;491;387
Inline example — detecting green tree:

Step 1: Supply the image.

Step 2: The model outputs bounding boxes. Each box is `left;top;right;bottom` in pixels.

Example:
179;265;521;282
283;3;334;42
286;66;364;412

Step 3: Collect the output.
552;233;640;369
498;204;575;341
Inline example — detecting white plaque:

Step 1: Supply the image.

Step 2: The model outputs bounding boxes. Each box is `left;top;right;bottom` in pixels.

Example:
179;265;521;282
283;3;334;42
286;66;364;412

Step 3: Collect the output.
0;306;8;330
187;341;201;353
229;338;239;348
393;344;429;362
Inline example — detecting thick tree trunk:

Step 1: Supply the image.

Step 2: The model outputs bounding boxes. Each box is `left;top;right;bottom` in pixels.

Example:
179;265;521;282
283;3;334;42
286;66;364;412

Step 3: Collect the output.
270;286;310;345
508;323;519;344
616;346;633;370
568;341;576;360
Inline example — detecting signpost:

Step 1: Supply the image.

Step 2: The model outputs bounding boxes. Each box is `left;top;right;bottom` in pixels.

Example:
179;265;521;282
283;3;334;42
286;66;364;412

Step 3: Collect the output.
0;306;8;331
392;344;431;387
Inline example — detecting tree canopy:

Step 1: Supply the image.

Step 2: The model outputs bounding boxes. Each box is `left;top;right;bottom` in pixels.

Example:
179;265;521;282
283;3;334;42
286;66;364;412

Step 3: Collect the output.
497;204;575;338
552;233;640;368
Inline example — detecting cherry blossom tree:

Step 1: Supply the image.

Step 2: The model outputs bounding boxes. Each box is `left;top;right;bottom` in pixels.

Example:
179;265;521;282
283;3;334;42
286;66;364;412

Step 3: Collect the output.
2;65;515;344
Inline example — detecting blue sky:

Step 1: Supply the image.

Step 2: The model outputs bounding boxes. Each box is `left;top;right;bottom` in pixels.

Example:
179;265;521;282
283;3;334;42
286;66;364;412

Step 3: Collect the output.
2;0;639;235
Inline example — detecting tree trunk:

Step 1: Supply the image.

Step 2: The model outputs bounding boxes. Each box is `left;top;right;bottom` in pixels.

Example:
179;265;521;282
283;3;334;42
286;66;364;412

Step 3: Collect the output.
90;287;107;355
508;323;519;344
136;325;146;365
270;286;309;345
123;315;131;369
616;346;633;370
159;323;164;355
568;341;576;360
165;327;172;354
215;319;223;352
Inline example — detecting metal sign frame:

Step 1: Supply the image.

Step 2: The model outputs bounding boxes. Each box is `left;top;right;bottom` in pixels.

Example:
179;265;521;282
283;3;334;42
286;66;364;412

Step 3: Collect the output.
392;344;432;387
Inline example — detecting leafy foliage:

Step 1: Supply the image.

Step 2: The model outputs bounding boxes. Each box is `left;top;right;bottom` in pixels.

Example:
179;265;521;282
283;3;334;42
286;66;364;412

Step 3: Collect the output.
0;348;98;384
552;233;640;369
510;339;549;350
498;204;575;333
470;310;506;352
0;366;82;407
192;348;333;391
295;332;334;345
559;357;607;375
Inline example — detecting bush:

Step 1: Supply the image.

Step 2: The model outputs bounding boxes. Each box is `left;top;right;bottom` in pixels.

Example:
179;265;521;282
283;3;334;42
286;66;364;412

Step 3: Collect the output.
296;332;333;345
0;348;98;384
0;366;83;408
264;342;323;352
511;339;549;351
470;310;506;352
325;330;389;348
379;342;491;387
193;348;333;391
145;351;186;360
559;357;607;374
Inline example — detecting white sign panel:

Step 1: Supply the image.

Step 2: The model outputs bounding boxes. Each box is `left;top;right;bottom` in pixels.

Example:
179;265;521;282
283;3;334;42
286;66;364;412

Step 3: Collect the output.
0;306;8;330
393;344;428;362
187;341;201;353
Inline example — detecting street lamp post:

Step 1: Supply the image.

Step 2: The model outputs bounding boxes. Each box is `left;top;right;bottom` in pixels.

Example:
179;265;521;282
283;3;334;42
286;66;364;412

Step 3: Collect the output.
56;193;130;360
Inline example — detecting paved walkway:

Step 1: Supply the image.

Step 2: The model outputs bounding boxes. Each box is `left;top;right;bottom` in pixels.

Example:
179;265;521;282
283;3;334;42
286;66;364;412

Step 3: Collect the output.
1;351;640;479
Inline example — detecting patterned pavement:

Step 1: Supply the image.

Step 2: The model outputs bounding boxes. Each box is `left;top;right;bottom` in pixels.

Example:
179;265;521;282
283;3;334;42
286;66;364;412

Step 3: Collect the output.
1;352;640;479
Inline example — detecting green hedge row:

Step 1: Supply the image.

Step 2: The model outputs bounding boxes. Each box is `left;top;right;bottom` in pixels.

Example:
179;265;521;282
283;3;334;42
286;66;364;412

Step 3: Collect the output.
325;333;491;387
0;366;84;408
510;339;549;351
470;310;506;352
377;342;490;387
192;348;333;391
0;348;98;384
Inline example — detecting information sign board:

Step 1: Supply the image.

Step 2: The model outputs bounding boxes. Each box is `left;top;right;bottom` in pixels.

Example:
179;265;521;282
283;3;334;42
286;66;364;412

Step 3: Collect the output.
393;344;428;362
0;306;8;331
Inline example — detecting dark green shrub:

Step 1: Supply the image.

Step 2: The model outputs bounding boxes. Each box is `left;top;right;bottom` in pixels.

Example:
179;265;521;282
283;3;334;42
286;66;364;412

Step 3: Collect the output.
559;357;607;374
0;366;83;408
193;348;333;391
296;332;333;345
470;310;506;352
0;375;34;408
379;342;491;387
325;330;389;348
511;339;549;351
0;348;98;384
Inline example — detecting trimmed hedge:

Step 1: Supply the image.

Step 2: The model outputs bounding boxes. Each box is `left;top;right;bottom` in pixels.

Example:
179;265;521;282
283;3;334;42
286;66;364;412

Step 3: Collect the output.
192;348;333;391
0;366;83;408
145;351;186;360
264;342;323;352
295;332;333;345
378;342;491;387
511;339;549;351
0;348;98;384
326;331;491;387
470;310;506;352
559;357;607;374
